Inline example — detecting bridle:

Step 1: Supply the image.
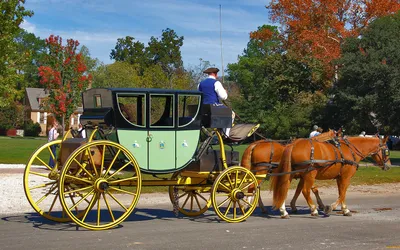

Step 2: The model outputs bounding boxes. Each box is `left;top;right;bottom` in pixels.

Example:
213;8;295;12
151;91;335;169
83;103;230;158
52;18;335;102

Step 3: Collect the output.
343;137;390;171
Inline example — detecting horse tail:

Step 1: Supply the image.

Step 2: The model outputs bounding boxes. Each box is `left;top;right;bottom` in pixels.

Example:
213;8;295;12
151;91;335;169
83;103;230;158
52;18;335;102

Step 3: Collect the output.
270;143;294;210
241;142;259;171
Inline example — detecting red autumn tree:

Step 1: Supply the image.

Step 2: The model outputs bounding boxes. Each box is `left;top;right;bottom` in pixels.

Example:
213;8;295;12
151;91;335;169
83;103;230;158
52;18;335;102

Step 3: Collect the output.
38;35;92;131
255;0;400;78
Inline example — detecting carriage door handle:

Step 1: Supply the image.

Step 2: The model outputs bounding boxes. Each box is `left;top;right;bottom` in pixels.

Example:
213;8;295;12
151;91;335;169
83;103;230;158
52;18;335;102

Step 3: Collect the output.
146;134;153;142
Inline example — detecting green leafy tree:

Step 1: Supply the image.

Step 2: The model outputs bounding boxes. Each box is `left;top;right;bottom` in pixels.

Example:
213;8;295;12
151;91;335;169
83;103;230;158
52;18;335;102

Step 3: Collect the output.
0;0;33;107
92;61;141;88
328;11;400;134
228;25;326;138
110;36;148;72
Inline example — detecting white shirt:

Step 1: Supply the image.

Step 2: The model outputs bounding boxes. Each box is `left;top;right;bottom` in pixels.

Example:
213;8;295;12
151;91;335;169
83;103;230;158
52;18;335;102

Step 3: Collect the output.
309;131;320;138
197;75;228;101
48;127;59;142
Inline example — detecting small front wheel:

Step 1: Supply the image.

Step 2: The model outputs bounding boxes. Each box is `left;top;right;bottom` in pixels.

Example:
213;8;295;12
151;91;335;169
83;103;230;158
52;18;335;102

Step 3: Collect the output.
211;166;260;223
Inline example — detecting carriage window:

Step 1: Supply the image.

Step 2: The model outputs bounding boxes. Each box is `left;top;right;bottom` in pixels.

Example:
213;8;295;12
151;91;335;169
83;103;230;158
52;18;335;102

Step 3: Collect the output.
94;95;102;108
178;95;200;127
117;94;145;127
150;94;174;127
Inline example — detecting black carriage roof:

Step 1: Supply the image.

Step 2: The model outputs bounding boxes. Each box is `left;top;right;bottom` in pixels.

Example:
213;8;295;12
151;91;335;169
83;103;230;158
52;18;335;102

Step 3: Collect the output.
87;87;202;95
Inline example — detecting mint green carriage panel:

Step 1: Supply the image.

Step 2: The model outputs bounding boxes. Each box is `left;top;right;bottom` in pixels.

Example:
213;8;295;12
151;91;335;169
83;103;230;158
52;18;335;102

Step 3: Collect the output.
116;129;148;169
148;130;175;171
176;130;200;168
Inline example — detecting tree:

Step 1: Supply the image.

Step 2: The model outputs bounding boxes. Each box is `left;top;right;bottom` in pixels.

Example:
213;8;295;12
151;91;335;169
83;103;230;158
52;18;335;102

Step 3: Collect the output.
258;0;400;78
91;61;141;88
0;0;33;107
186;58;213;90
328;11;400;134
228;25;326;138
110;36;148;71
38;35;92;131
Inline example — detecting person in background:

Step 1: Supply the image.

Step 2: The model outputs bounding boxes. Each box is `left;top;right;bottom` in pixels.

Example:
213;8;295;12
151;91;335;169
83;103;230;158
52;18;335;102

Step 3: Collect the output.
317;127;323;134
78;123;86;138
309;125;320;138
198;67;234;137
359;131;366;137
48;120;60;168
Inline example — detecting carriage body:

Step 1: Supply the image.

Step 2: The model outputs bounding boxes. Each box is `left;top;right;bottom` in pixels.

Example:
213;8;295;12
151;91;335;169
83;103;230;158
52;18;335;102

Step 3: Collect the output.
24;87;260;230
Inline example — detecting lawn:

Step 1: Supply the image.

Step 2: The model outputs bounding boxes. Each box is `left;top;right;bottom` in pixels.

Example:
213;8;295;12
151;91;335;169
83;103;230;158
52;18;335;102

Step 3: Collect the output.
1;136;399;192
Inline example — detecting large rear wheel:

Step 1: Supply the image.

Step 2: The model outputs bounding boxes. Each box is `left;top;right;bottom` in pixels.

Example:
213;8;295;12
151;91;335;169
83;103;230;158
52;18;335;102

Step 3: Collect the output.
211;166;259;223
58;140;142;230
23;139;82;222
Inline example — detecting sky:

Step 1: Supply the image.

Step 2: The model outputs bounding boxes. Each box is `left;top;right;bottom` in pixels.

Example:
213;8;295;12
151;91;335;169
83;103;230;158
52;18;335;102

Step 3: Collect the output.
21;0;272;70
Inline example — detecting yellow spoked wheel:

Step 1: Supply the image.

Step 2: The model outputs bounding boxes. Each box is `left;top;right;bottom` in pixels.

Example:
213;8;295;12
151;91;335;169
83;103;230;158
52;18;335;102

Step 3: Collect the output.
58;140;142;230
24;139;76;222
168;172;211;216
211;166;260;223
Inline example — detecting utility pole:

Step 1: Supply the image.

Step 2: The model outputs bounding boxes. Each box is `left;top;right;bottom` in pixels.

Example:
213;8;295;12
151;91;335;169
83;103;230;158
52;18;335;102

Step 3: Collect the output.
219;4;224;85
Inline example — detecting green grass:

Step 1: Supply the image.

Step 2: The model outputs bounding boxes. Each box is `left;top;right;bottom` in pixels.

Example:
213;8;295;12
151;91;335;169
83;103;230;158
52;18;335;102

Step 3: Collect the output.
1;136;399;193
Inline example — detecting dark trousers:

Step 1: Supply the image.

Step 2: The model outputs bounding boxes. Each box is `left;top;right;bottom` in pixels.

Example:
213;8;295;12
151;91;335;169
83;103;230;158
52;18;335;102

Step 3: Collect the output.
48;144;57;168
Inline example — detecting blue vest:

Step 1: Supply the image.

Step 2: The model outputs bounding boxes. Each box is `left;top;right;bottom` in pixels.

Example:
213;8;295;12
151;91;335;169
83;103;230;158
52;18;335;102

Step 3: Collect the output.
199;78;219;104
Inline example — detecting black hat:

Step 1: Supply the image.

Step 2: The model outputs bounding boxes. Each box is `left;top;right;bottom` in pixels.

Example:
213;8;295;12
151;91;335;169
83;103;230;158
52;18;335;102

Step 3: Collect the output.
203;67;219;74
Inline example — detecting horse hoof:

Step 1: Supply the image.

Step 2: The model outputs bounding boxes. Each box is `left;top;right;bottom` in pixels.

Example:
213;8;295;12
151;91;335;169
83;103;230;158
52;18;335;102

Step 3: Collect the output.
311;213;319;217
281;214;290;219
343;212;352;217
324;205;333;214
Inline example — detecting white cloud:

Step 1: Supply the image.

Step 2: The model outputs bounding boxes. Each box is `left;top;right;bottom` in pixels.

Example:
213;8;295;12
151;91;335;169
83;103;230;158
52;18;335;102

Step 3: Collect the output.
20;20;36;33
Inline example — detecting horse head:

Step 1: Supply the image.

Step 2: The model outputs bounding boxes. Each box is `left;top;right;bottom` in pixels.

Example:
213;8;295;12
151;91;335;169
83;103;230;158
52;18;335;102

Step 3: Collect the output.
370;135;391;171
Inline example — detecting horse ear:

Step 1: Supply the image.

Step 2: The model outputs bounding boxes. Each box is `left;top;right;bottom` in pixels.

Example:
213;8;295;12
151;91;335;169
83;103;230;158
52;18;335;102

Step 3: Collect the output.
383;135;389;143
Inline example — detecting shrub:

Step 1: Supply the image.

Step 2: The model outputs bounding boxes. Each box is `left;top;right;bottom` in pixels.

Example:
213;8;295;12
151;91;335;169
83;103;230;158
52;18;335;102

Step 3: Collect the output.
24;120;42;137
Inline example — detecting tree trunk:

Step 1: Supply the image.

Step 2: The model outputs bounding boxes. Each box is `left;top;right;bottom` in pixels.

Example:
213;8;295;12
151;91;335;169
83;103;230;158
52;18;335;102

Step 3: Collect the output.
62;113;66;137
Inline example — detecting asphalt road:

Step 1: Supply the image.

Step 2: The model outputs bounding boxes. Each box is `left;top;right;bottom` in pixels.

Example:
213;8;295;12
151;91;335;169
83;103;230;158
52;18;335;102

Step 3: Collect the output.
1;192;399;250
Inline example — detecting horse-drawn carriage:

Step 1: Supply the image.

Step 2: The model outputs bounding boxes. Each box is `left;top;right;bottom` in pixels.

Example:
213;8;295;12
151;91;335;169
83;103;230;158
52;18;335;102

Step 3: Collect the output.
23;88;261;230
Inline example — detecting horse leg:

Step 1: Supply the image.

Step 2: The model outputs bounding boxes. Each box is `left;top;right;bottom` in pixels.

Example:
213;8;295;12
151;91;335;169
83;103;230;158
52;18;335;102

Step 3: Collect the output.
325;178;342;214
290;178;303;213
311;186;325;210
337;177;353;216
279;201;290;218
301;172;319;216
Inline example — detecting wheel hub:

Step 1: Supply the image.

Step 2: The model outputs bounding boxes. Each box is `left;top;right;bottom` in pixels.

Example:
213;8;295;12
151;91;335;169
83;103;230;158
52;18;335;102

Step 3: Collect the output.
95;178;109;192
231;189;245;201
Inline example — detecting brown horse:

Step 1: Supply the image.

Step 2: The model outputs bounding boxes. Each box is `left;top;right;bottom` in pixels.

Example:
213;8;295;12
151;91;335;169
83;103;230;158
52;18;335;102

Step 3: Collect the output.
271;136;390;218
241;129;338;212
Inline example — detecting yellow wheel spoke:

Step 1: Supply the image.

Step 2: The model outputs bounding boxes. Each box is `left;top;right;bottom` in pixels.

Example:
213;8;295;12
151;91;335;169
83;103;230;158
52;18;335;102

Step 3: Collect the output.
107;161;133;180
107;191;128;211
69;190;94;211
181;193;191;208
30;181;57;190
97;195;101;226
63;185;92;195
224;200;233;216
238;172;248;189
100;144;106;175
197;193;208;202
194;194;202;210
72;158;95;179
47;147;56;165
217;196;231;209
65;174;93;184
178;192;187;200
238;200;246;215
190;194;194;212
108;176;138;185
218;182;231;192
240;182;254;192
241;198;254;208
233;201;237;219
81;194;97;223
215;193;229;197
103;193;115;222
35;156;52;171
47;191;59;215
235;170;239;188
87;148;99;177
225;174;234;189
29;170;50;178
36;185;58;205
104;149;121;176
108;186;137;196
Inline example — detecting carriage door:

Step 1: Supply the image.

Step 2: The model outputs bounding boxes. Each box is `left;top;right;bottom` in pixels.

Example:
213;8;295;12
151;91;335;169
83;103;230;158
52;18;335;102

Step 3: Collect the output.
148;94;175;171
